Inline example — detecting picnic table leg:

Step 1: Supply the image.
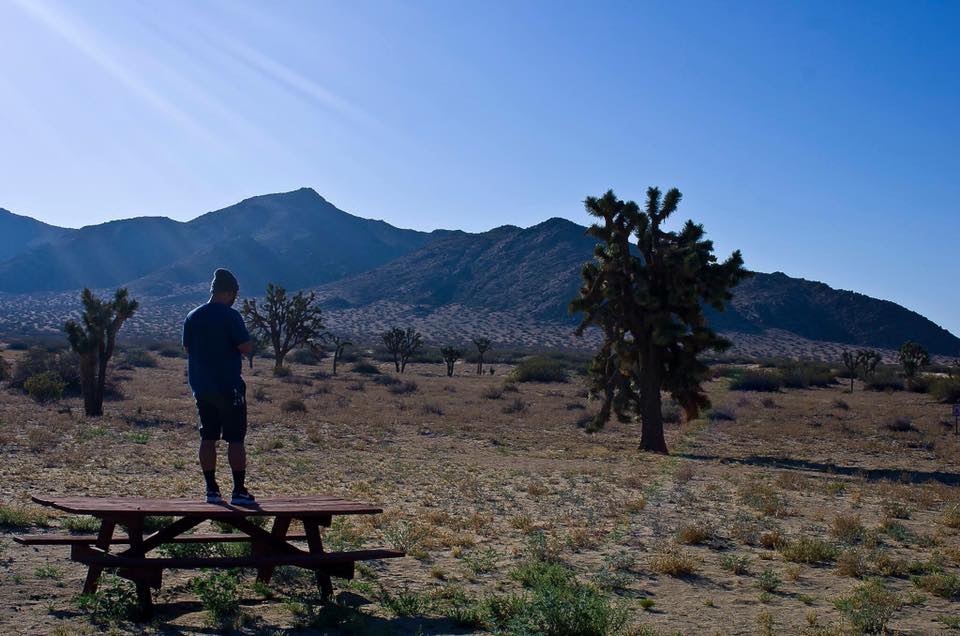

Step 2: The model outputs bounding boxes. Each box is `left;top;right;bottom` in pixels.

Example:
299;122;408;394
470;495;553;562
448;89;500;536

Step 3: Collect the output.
82;518;116;594
124;517;154;621
303;519;333;600
256;516;291;585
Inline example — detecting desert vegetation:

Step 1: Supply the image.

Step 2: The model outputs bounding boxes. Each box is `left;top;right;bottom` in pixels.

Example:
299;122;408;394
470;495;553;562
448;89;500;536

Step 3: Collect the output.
0;340;958;634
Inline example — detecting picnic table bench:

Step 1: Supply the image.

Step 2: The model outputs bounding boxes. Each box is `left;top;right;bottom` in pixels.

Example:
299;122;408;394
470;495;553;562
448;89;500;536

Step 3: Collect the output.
15;495;405;619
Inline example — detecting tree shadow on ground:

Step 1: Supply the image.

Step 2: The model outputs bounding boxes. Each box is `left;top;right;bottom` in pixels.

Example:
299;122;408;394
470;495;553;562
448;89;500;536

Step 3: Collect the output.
676;453;960;486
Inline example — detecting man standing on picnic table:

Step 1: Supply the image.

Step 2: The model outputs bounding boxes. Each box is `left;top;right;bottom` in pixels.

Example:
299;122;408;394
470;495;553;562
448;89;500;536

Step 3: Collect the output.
182;268;256;506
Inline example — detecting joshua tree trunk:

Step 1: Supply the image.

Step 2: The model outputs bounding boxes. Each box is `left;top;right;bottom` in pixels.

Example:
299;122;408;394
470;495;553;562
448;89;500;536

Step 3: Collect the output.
79;351;99;417
639;347;668;454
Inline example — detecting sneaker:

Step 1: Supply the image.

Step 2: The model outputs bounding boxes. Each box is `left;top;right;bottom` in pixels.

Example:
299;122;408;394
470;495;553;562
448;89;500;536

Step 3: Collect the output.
206;489;224;504
231;489;256;506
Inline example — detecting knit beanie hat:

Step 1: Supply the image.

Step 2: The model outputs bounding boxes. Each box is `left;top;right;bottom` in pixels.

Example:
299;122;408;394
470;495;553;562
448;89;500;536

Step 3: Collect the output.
210;268;239;294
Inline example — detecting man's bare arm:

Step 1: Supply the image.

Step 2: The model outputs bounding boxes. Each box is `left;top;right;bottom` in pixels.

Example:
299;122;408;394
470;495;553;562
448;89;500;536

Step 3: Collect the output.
237;340;253;355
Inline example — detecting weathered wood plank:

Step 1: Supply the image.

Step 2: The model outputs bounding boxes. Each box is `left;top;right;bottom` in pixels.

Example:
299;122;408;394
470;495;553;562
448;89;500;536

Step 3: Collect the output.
14;532;310;546
31;495;381;517
72;545;404;569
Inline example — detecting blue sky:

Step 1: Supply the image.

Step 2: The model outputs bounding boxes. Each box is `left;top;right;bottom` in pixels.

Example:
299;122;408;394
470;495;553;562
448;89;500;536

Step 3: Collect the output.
0;0;957;336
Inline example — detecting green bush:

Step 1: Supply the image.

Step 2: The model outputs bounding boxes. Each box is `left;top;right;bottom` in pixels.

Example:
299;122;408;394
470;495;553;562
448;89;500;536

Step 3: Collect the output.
729;371;782;392
931;377;960;404
778;362;836;388
11;347;80;393
833;579;901;635
351;361;381;375
192;571;241;627
865;372;904;392
0;503;50;529
24;371;65;402
779;536;838;564
76;575;140;623
511;357;568;383
122;349;157;368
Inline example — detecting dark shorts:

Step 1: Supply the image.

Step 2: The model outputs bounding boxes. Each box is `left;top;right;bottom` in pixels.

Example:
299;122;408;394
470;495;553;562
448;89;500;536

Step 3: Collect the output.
196;382;247;443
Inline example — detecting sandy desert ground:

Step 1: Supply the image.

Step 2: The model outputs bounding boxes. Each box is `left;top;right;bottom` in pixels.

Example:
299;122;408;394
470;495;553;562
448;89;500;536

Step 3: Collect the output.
1;349;959;635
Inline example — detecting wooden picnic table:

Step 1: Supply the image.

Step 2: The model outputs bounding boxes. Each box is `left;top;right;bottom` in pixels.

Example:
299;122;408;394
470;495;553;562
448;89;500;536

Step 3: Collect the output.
15;495;404;619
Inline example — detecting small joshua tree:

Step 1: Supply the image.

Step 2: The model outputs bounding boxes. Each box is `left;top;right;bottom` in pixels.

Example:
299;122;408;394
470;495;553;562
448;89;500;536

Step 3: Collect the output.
64;288;138;416
898;341;929;388
322;333;352;376
571;188;749;453
245;333;270;369
858;349;882;379
473;337;492;375
841;351;859;393
440;346;462;377
381;327;423;373
242;283;324;370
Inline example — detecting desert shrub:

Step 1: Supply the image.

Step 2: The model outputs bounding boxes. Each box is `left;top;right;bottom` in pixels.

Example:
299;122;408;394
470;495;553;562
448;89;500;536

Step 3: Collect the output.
739;482;788;517
76;575;139;623
834;579;901;634
835;548;869;578
729;371;782;392
421;402;443;416
661;401;682;423
0;503;50;529
931;377;960;404
510;357;567;383
756;568;781;593
5;340;30;351
10;347;80;393
62;515;101;533
650;545;698;577
780;536;838;564
865;372;904;392
778;362;836;388
272;366;291;378
481;386;504;400
912;573;960;599
192;571;241;627
832;398;850;410
252;386;269;402
676;523;713;545
387;381;418;395
280;398;307;413
351;361;380;375
122;349;157;368
289;348;321;365
883;416;916;432
502;398;527;414
720;554;751;575
942;504;960;529
490;560;626;635
830;514;866;544
707;406;736;421
24;371;65;403
158;346;182;358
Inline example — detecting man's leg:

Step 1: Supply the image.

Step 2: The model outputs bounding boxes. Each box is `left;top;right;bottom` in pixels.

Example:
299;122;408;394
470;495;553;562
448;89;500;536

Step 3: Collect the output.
197;396;223;501
228;442;246;490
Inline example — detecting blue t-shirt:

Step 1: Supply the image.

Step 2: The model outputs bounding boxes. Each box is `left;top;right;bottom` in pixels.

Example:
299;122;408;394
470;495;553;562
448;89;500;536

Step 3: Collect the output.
182;302;251;396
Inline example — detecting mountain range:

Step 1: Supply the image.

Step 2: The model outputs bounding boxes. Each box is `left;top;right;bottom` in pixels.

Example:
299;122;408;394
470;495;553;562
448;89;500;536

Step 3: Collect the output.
0;188;956;357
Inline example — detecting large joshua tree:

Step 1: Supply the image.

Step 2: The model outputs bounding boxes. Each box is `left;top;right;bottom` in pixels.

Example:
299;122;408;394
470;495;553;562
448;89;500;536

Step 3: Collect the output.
241;283;325;370
571;188;749;453
64;288;138;416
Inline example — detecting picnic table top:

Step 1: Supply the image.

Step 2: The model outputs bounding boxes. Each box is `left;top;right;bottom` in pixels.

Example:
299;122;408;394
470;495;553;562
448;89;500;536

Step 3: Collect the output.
32;494;383;517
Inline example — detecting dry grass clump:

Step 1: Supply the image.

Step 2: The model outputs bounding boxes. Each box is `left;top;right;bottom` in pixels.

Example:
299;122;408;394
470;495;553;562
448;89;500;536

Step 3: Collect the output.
834;548;869;578
673;463;696;483
279;398;306;413
830;514;866;544
676;523;713;545
739;481;789;517
941;503;960;529
881;500;911;520
650;545;699;577
883;415;916;432
779;536;838;564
